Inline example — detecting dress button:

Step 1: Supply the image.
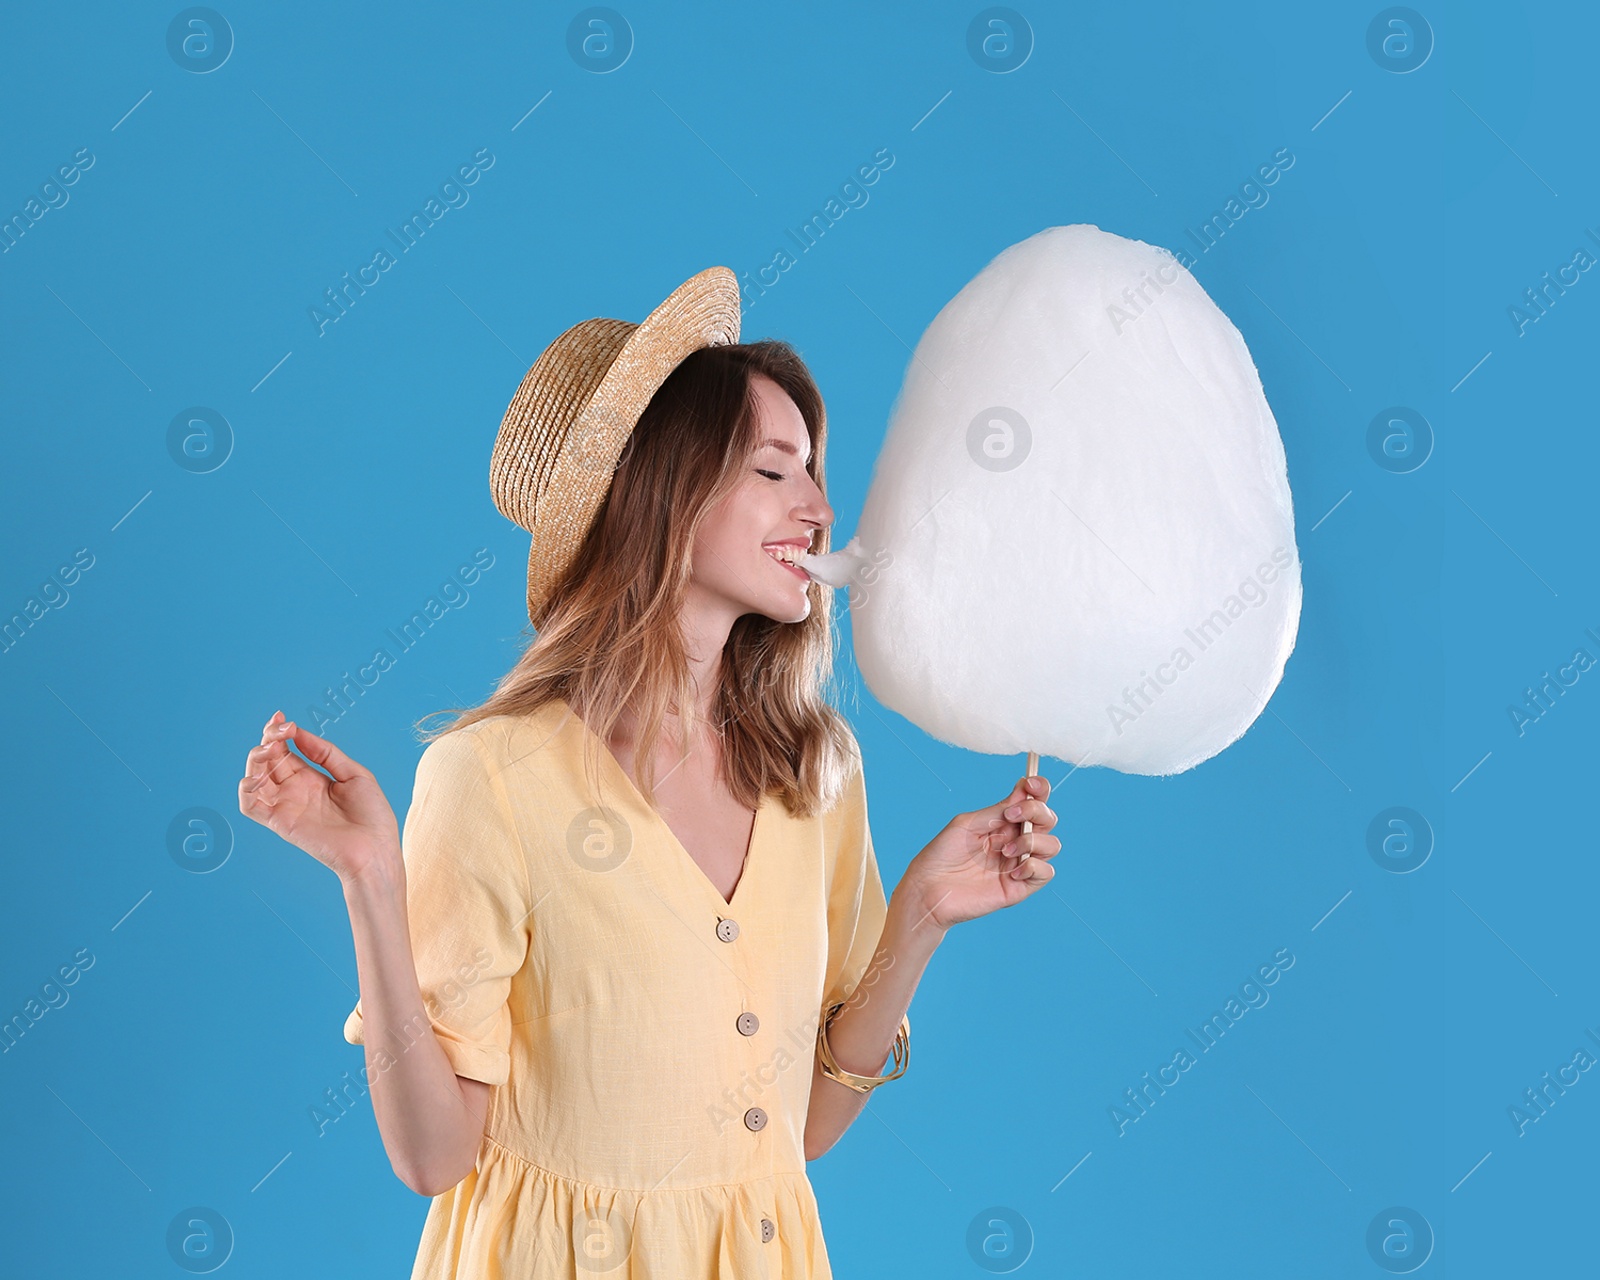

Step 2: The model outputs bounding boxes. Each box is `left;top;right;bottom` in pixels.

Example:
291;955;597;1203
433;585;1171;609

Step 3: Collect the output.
716;918;740;942
760;1217;775;1243
743;1106;768;1132
736;1011;759;1036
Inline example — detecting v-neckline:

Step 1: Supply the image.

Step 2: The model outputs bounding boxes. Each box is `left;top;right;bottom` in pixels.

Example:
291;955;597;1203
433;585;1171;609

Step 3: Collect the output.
559;697;762;909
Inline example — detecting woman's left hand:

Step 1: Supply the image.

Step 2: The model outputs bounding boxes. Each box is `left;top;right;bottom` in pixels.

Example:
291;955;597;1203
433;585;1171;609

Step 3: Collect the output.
901;774;1061;930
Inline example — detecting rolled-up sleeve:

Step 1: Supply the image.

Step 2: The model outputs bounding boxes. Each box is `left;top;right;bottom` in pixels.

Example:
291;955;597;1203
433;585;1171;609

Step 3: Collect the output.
818;754;889;1027
343;726;531;1086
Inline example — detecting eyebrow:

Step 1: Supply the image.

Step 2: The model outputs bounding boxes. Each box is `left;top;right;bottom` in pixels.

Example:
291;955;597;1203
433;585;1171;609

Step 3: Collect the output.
759;437;812;465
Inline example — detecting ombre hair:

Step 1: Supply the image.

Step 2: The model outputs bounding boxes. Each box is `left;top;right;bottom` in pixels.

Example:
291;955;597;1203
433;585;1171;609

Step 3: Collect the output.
416;339;859;819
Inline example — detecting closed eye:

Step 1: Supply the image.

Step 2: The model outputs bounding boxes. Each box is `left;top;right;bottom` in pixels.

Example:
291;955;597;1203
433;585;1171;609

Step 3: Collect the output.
755;469;784;481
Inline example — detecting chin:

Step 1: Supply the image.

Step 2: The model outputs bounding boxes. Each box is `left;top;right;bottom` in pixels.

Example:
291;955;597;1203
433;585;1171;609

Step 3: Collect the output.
749;591;811;625
760;602;810;625
743;562;813;624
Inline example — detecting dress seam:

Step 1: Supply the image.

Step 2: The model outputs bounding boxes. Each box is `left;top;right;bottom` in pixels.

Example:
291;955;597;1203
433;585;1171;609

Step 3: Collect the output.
470;720;539;925
480;1131;808;1195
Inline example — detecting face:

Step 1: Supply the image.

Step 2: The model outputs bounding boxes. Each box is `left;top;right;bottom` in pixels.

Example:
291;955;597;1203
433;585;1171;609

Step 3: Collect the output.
687;373;834;630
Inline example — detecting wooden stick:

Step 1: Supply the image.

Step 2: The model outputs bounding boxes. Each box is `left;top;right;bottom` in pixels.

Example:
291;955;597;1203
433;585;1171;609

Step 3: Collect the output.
1019;750;1039;854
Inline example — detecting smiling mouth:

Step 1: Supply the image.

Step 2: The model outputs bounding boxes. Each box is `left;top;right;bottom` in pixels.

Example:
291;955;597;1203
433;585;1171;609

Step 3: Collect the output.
763;544;811;581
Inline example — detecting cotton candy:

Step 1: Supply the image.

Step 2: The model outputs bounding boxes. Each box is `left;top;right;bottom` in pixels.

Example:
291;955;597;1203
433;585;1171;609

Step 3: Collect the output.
803;225;1300;775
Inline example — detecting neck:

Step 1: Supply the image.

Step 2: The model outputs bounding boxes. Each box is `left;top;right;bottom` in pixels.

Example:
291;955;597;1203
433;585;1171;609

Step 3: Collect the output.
679;584;737;720
601;596;731;755
610;659;723;755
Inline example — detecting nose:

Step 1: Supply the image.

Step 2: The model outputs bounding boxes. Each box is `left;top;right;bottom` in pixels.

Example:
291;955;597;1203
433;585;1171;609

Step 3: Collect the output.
796;479;833;540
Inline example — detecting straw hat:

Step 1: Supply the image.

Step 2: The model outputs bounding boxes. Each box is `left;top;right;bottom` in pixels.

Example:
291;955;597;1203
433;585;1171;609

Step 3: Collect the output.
489;266;742;627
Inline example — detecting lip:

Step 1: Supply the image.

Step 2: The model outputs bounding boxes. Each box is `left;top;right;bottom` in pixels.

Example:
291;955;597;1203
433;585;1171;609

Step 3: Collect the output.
761;538;813;585
765;552;811;583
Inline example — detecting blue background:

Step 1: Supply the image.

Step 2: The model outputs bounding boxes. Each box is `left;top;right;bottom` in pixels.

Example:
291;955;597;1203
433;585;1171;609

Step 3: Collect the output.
1;2;1590;1276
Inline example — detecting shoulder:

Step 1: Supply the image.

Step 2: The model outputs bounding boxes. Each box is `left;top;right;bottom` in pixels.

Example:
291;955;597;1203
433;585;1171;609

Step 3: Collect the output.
414;702;585;799
417;716;502;765
420;703;573;765
407;724;499;808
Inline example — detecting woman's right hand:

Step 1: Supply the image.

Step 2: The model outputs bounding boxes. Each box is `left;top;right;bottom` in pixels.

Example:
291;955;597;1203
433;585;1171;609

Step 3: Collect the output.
238;710;401;883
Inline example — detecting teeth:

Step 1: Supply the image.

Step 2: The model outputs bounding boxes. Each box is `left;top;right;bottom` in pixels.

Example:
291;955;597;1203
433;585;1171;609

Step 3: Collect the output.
763;544;806;566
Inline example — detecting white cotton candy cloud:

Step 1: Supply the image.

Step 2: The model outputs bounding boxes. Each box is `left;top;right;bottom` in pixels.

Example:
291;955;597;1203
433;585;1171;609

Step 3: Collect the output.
805;224;1301;775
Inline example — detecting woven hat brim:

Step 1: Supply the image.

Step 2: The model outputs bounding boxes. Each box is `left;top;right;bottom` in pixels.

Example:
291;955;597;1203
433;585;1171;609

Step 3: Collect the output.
491;265;741;628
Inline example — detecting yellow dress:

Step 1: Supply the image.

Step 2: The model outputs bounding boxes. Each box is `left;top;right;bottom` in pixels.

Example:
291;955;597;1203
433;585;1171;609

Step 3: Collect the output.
342;697;889;1278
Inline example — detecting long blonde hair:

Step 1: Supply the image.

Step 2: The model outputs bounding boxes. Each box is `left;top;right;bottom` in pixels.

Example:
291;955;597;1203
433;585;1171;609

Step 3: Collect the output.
416;339;860;819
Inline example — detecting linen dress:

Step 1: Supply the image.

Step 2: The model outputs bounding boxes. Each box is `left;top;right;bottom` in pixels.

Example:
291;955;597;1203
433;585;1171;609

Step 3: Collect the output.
342;697;890;1278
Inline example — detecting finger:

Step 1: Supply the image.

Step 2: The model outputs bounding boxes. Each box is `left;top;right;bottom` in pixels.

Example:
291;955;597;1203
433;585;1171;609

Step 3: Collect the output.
1008;853;1054;885
238;774;277;814
248;717;291;765
976;780;1033;828
245;771;283;806
250;714;294;780
1017;773;1052;835
290;723;367;784
261;710;291;746
1001;832;1062;863
242;761;291;795
1000;797;1057;831
243;741;286;780
1004;835;1057;876
248;736;301;790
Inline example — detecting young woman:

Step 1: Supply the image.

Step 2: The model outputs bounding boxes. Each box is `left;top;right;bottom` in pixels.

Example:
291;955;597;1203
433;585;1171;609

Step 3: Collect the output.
238;268;1060;1279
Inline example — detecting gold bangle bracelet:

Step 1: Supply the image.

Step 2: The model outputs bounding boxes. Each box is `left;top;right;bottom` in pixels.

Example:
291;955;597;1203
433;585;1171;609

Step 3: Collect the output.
816;1000;911;1094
